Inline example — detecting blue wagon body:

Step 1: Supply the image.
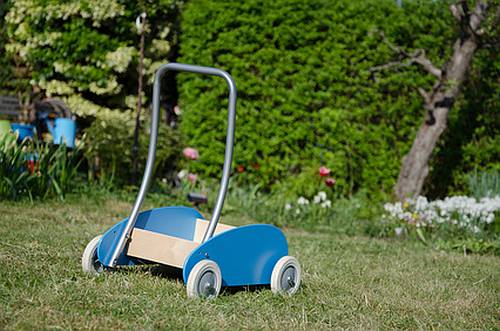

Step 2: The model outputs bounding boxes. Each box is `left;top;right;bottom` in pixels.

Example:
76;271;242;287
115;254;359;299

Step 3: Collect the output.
96;206;289;287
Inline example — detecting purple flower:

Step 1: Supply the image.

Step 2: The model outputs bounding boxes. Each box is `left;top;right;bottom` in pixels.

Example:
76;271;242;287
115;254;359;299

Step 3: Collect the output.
325;177;336;187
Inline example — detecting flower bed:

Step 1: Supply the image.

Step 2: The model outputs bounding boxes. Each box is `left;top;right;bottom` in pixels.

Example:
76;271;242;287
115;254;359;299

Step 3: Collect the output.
382;195;500;253
383;196;499;233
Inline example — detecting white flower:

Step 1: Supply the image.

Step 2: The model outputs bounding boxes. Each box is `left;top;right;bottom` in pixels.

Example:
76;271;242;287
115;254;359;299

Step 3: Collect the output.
295;209;301;215
284;203;292;211
297;197;309;205
313;191;328;204
177;170;187;180
471;225;481;234
394;227;404;236
320;200;331;208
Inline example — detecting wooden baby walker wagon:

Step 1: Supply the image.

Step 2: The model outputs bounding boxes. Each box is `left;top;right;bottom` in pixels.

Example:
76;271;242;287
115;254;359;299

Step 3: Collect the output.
81;63;301;299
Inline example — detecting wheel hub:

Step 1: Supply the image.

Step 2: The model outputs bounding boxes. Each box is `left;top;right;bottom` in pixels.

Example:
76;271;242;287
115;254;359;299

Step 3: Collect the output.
280;266;296;292
198;270;217;297
92;252;104;273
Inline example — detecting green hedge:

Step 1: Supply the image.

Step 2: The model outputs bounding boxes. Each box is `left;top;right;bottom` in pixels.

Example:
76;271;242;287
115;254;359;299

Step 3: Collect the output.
178;0;464;196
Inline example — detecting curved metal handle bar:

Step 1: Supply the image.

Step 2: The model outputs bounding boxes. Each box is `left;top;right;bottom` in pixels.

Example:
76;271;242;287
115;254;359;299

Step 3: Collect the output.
108;62;236;267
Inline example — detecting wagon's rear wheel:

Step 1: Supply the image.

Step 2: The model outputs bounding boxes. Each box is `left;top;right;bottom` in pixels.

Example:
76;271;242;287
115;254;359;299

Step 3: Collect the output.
187;260;222;299
82;235;105;274
271;256;301;295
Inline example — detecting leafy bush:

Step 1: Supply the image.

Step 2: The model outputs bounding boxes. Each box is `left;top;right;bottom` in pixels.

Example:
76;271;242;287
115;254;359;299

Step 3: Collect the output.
4;0;181;110
82;109;180;185
0;134;81;200
222;183;381;234
178;0;498;197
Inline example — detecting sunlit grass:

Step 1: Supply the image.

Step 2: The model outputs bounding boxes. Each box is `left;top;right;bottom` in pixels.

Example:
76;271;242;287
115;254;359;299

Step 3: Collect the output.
0;194;498;330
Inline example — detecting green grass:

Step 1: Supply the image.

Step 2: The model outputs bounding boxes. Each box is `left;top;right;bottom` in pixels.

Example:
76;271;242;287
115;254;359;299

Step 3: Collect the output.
0;194;499;330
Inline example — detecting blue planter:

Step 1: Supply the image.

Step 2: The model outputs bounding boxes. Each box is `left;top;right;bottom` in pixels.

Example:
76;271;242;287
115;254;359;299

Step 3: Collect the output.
11;123;34;142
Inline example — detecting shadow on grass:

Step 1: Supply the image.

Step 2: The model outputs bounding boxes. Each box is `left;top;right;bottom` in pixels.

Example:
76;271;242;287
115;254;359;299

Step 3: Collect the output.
108;263;299;296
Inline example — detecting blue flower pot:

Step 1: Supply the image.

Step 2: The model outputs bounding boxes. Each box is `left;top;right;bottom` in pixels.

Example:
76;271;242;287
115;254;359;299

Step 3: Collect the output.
11;123;34;142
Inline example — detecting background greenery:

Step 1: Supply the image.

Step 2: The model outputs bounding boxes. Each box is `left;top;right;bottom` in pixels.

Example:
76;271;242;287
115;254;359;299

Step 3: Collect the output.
2;0;498;197
0;0;498;250
2;0;183;182
178;0;499;198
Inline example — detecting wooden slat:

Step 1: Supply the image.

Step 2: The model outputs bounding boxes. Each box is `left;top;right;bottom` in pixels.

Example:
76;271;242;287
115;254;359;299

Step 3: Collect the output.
193;218;234;243
127;229;199;268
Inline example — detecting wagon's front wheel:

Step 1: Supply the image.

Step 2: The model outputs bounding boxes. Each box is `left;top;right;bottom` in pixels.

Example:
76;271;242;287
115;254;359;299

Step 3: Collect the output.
187;260;222;299
271;256;301;295
82;235;104;275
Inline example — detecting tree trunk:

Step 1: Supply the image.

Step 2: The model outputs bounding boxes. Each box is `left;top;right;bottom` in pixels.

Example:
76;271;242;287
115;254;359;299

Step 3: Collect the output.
394;0;489;200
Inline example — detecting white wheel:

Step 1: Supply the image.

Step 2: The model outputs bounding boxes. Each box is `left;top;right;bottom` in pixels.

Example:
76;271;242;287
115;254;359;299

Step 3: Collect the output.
271;256;301;295
82;235;104;274
187;260;222;299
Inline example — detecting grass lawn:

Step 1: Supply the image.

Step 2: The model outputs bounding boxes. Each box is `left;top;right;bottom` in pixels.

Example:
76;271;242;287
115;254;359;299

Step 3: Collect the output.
0;194;498;330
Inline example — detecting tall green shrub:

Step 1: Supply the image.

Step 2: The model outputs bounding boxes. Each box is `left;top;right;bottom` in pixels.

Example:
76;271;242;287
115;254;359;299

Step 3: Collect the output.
178;0;461;196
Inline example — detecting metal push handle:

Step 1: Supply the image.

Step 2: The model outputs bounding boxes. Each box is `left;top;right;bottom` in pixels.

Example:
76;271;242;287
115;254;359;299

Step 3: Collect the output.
109;62;237;267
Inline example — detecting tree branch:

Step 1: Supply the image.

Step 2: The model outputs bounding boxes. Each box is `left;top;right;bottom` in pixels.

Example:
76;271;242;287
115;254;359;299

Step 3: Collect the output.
409;50;442;78
370;31;442;79
369;60;412;73
450;1;466;21
469;0;489;34
470;1;488;28
417;87;431;104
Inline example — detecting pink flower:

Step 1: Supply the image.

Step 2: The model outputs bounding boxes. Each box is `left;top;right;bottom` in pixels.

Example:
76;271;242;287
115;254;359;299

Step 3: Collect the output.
183;147;199;160
187;173;197;184
325;177;336;187
319;166;330;177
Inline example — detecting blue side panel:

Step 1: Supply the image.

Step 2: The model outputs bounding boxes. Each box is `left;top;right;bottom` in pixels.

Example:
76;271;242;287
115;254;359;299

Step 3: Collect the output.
182;224;288;287
97;220;135;266
98;206;204;267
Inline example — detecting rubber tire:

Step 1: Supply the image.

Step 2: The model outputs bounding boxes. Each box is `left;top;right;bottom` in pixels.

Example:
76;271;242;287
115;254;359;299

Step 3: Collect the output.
186;260;222;299
82;235;104;275
271;256;301;295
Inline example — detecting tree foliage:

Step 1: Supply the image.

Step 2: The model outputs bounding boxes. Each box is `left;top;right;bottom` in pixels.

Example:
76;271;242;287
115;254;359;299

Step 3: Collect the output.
4;0;181;113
